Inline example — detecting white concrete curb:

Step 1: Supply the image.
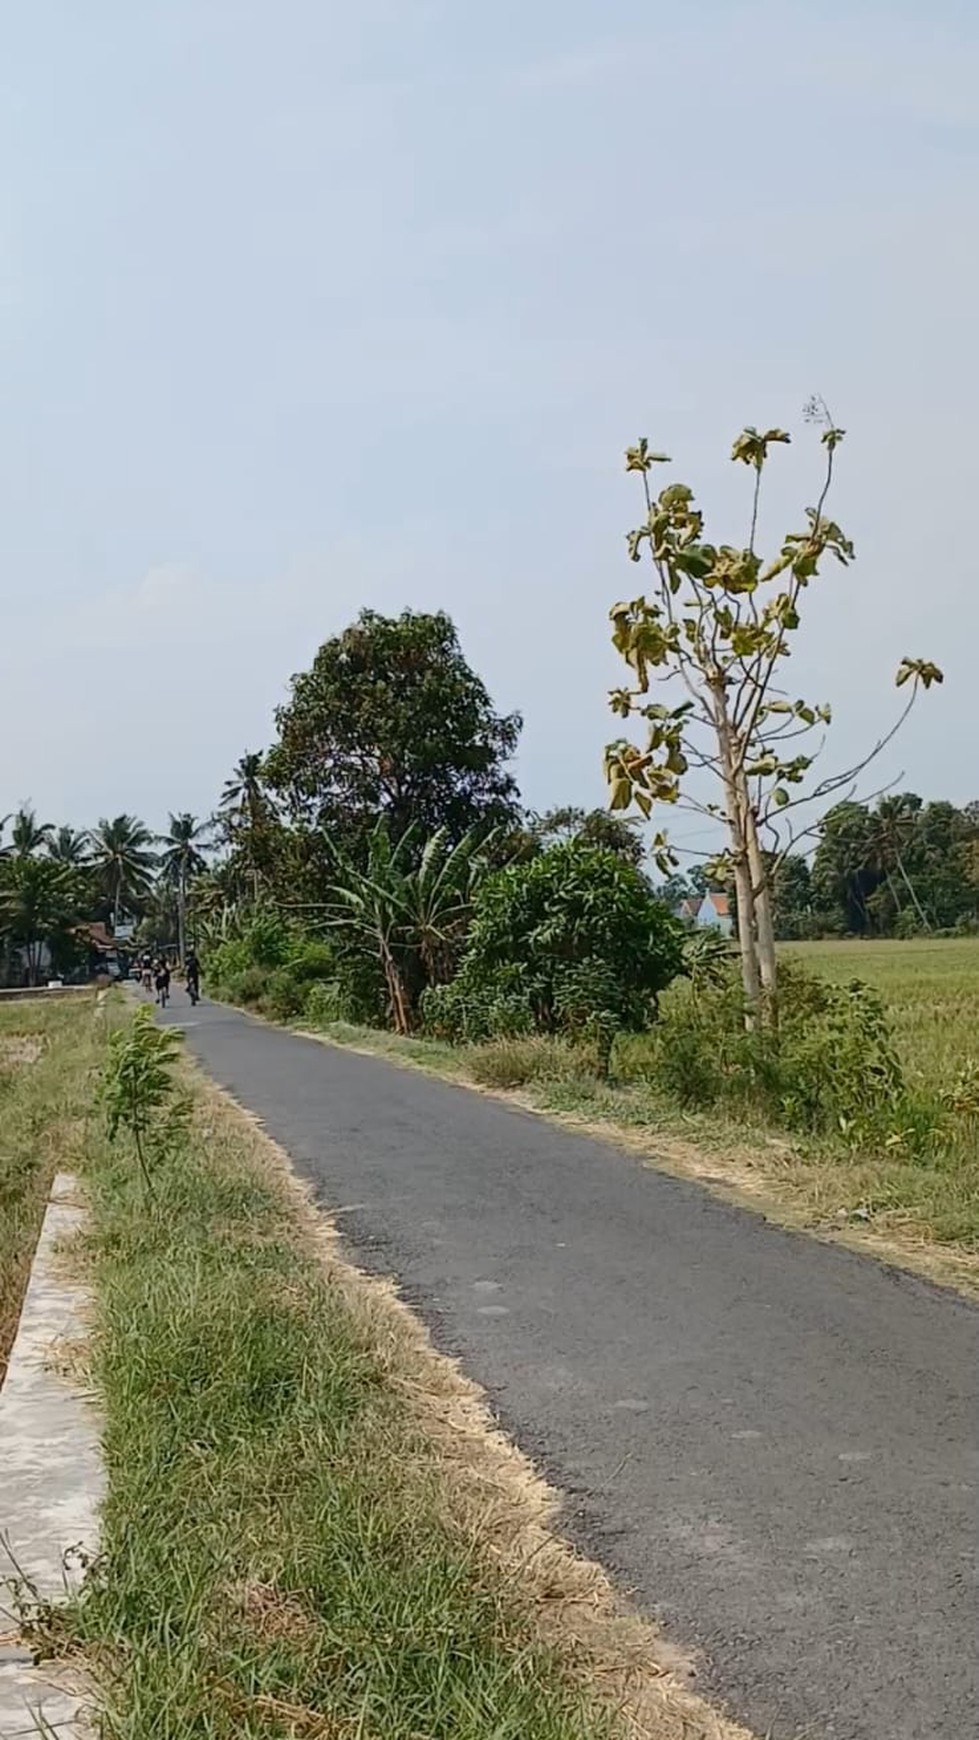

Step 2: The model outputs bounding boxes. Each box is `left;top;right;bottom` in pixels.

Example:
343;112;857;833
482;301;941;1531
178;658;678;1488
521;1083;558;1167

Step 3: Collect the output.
0;1175;103;1737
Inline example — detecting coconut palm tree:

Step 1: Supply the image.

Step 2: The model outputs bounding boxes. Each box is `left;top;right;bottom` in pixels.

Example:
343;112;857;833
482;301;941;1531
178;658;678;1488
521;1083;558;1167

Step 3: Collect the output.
158;813;211;964
89;815;157;930
868;794;930;930
220;753;268;827
219;752;275;900
6;804;52;859
48;825;92;867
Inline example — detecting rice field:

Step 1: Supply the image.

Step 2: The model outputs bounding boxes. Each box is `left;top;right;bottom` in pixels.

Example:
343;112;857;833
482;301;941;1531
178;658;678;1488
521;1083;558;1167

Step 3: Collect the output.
783;937;979;1096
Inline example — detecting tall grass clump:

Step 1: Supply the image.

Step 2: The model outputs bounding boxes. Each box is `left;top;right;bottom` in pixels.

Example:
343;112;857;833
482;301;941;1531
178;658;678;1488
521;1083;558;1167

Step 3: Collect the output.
637;955;965;1158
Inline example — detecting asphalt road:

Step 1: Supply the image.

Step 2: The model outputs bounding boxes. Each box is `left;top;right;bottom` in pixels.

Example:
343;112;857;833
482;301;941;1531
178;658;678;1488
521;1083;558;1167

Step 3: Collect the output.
166;997;978;1740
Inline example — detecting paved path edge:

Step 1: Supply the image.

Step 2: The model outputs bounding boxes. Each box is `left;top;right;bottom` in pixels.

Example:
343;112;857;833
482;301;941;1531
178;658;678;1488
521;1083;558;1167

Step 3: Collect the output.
0;1174;103;1738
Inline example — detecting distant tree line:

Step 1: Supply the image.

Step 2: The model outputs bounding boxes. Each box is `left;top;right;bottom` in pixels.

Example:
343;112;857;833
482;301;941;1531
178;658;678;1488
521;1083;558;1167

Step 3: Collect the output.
663;794;979;940
4;607;970;999
0;809;209;984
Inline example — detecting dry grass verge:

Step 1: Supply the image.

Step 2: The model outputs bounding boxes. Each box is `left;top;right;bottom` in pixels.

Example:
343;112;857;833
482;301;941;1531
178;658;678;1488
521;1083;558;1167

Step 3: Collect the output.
69;1021;752;1740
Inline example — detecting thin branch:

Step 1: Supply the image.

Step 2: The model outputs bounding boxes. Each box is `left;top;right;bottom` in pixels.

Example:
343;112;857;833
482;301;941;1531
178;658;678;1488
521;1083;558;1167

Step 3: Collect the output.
756;691;917;825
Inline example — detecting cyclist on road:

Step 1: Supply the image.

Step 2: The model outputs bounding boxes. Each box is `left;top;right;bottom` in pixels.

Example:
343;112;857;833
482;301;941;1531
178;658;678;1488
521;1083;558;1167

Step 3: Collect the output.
154;958;171;1007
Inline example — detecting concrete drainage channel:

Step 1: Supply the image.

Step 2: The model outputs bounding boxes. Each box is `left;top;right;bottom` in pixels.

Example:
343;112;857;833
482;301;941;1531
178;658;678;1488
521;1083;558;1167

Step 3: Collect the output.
0;1175;103;1738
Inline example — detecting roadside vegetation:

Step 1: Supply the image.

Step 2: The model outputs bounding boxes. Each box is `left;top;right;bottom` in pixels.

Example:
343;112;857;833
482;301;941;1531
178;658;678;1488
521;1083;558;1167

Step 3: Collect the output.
188;540;975;1274
4;412;977;1278
0;808;206;985
11;996;732;1740
294;938;979;1279
0;994;94;1381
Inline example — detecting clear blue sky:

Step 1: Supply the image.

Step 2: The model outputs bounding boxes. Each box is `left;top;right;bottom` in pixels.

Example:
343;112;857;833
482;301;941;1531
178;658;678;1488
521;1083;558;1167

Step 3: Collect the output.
2;1;976;847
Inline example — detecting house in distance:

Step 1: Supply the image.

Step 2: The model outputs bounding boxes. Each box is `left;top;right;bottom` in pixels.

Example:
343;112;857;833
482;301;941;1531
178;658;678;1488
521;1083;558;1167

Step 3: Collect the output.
675;892;734;940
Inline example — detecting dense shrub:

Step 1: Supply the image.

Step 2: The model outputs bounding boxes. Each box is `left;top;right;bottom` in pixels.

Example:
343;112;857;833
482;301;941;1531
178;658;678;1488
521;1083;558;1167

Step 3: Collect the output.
207;919;339;1020
646;961;912;1144
421;977;534;1044
261;967;309;1023
302;979;345;1025
225;965;270;1008
467;1037;576;1089
285;938;335;983
423;844;683;1051
207;911;289;991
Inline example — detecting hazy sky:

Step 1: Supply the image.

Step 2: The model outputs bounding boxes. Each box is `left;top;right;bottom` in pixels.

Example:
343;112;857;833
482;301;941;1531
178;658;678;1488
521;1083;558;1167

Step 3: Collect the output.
2;0;976;851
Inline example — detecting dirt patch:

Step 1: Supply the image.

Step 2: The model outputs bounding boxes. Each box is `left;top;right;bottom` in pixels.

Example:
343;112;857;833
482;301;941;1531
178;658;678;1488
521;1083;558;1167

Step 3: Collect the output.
0;1037;44;1067
199;1077;756;1740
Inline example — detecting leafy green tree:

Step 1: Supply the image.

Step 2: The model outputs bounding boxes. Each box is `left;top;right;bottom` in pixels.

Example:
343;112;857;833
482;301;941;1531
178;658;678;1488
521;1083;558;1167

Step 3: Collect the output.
656;871;694;908
89;815;157;927
0;857;83;983
527;805;645;867
810;795;977;936
811;802;878;932
159;813;210;963
605;407;941;1020
265;609;522;854
910;801;976;929
770;852;813;939
103;1007;185;1194
440;843;684;1041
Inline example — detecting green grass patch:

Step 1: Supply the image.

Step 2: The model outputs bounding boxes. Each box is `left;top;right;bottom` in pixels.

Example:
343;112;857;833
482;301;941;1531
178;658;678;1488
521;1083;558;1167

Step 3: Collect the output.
71;1017;632;1740
0;994;95;1381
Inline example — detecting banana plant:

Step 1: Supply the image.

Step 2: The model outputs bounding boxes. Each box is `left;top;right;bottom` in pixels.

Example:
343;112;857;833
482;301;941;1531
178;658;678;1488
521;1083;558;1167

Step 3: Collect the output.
320;822;500;1034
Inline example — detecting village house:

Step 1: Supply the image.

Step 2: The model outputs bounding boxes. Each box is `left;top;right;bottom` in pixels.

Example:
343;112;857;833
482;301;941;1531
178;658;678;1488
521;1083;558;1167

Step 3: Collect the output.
674;892;734;939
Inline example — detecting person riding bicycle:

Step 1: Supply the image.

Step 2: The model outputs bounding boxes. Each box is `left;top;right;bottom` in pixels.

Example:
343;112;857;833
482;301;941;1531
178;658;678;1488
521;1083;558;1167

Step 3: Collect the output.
185;949;201;1003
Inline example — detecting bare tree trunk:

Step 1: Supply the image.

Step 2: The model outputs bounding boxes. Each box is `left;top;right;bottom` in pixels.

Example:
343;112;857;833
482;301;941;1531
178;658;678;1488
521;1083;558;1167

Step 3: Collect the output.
743;800;778;1024
178;867;187;967
712;684;762;1023
895;852;931;930
380;938;411;1035
730;829;761;1018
